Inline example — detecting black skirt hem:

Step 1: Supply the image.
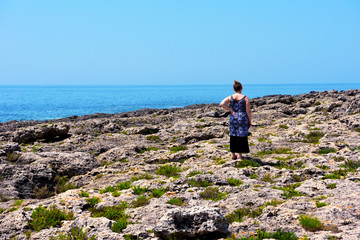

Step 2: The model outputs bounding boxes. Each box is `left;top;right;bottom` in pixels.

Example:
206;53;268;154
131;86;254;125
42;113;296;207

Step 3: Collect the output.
230;136;249;153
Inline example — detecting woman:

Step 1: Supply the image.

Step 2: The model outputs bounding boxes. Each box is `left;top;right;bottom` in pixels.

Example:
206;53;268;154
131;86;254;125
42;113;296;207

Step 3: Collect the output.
220;80;252;160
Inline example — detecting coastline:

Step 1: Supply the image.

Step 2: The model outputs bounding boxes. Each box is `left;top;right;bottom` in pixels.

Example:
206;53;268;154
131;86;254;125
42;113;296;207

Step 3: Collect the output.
0;88;359;239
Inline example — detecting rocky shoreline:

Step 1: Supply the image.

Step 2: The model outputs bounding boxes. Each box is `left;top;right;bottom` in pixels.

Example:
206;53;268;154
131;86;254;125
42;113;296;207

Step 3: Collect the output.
0;89;359;240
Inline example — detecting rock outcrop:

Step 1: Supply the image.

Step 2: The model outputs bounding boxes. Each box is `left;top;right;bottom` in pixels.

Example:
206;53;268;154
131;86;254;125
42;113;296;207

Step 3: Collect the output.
0;89;359;240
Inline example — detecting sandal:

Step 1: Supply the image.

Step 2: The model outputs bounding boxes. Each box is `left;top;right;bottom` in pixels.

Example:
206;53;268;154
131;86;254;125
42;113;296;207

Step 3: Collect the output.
231;155;237;160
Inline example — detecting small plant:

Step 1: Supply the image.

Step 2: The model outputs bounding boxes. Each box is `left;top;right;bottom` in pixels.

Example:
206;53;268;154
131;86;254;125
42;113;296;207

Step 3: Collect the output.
213;157;226;165
169;145;187;153
0;208;5;214
235;159;260;168
156;164;182;178
327;183;336;189
86;197;101;207
318;148;336;155
264;199;284;207
150;187;167;198
79;190;89;197
28;205;74;231
200;187;227;201
167;197;185;206
316;164;329;170
6;152;21;162
303;131;324;144
227;178;243;186
273;183;304;199
132;186;149;195
186;171;202;177
188;178;213;187
226;207;250;223
146;135;160;141
315;201;328;208
131;195;150;208
250;173;258;179
299;215;323;232
340;160;360;172
89;202;129;233
257;137;267;142
50;226;96;240
100;185;116;194
112;191;121;197
54;176;76;194
261;174;274;183
117;181;132;190
34;186;53;199
279;125;289;129
323;169;347;179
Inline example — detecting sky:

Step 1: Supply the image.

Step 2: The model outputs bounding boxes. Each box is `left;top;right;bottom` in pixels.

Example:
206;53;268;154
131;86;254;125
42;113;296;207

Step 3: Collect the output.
0;0;359;85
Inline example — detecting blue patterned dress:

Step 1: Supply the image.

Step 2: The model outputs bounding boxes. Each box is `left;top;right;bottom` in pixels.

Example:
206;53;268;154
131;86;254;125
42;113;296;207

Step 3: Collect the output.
229;95;249;153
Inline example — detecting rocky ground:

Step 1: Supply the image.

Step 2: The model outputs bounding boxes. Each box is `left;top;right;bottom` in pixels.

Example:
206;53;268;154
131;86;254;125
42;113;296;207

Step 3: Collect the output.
0;89;359;240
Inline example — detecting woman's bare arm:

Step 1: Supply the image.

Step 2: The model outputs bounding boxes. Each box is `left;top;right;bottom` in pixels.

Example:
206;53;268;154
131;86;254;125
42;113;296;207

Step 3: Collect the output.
220;96;234;115
245;96;252;128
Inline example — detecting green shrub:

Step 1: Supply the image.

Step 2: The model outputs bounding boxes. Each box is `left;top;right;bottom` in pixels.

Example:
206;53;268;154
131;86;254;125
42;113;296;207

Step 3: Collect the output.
261;174;274;183
188;178;213;187
117;181;132;190
100;185;116;194
340;160;360;172
156;164;182;178
227;178;243;186
50;226;96;240
303;131;324;144
273;183;304;199
86;197;101;207
79;190;89;197
327;183;336;189
34;186;53;199
146;135;160;141
279;125;289;129
315;201;328;208
257;137;267;142
150;187;167;198
250;174;258;179
89;202;129;233
235;159;260;168
318;148;336;155
0;208;4;214
323;169;347;179
6;152;21;162
264;199;284;207
186;171;202;177
226;207;250;223
28;205;74;231
132;186;149;195
256;148;293;157
167;198;185;206
131;195;150;208
169;145;187;153
200;187;227;201
299;215;323;232
54;176;76;194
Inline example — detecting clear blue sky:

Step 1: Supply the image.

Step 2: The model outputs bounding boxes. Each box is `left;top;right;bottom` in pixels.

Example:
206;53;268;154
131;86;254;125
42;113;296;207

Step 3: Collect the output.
0;0;359;85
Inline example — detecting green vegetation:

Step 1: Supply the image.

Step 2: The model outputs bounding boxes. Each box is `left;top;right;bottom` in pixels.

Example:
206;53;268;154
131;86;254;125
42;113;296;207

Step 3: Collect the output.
99;181;132;194
55;176;76;194
273;183;304;199
139;146;159;153
316;164;329;170
86;197;101;207
132;186;149;195
235;158;260;168
213;156;226;165
323;169;347;179
188;178;213;187
279;124;289;129
327;183;337;189
150;187;168;198
257;137;267;142
315;201;328;208
6;152;21;162
256;148;294;157
186;171;202;177
28;205;74;231
261;174;274;183
169;145;187;153
303;131;324;144
50;226;96;240
299;215;323;232
318;148;336;155
146;135;160;141
226;229;297;240
33;186;52;199
9;199;24;212
0;208;5;214
200;187;227;201
227;178;243;186
156;164;182;178
131;195;150;208
89;202;129;233
167;197;185;206
340;160;360;172
250;173;258;179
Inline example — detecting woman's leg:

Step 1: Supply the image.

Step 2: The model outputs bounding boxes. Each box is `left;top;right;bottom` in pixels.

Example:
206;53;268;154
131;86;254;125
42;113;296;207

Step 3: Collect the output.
237;153;242;159
231;152;237;159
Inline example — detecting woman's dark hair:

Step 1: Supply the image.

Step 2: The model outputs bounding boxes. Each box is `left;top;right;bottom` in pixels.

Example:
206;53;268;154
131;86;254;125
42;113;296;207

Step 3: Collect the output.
233;80;243;92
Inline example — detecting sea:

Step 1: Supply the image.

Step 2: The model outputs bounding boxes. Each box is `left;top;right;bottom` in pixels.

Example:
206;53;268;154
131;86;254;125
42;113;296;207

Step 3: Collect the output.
0;83;359;123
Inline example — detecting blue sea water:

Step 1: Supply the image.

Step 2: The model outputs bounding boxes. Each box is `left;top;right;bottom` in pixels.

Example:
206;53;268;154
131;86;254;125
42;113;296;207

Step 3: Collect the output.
0;83;359;123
